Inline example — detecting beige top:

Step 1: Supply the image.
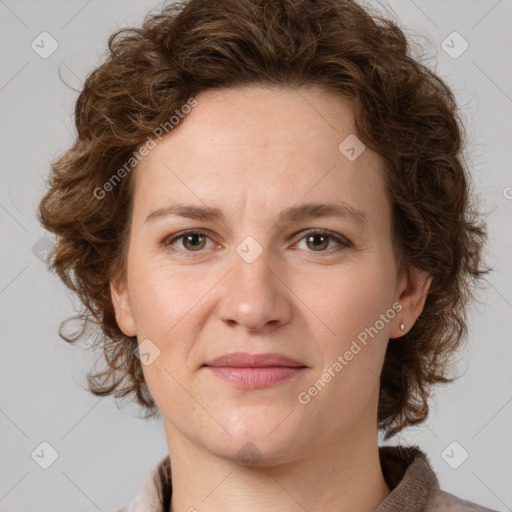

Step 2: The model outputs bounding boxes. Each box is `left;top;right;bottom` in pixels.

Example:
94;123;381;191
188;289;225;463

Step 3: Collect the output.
116;445;497;512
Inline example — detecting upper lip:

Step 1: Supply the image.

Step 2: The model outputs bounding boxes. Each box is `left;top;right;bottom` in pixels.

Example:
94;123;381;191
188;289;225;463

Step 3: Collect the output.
203;352;306;368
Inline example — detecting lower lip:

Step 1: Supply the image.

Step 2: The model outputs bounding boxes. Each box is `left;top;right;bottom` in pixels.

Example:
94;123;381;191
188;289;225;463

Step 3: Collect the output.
205;366;305;388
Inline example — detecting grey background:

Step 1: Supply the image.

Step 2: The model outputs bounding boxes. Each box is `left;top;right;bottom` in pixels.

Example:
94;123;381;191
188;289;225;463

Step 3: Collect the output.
0;0;511;510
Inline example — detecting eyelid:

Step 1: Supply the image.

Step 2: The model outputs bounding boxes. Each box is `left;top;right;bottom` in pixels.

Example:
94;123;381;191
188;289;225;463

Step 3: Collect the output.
162;229;218;257
296;228;352;248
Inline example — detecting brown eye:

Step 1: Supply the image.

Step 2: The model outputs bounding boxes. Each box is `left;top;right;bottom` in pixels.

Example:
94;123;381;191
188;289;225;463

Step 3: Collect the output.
296;229;351;253
305;233;330;251
182;232;207;251
163;230;214;255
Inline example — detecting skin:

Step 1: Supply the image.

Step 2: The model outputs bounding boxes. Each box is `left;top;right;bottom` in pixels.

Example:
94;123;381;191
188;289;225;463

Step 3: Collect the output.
111;84;432;512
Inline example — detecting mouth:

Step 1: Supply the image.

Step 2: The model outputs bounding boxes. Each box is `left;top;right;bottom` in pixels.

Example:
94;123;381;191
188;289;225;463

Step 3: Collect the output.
202;352;308;389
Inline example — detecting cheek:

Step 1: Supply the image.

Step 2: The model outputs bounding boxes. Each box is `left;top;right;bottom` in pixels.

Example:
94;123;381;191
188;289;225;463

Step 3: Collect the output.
126;251;204;338
304;258;396;346
297;251;396;414
125;253;220;389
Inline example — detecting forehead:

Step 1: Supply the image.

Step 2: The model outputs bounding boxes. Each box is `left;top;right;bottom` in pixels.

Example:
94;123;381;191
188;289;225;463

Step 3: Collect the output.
131;84;390;233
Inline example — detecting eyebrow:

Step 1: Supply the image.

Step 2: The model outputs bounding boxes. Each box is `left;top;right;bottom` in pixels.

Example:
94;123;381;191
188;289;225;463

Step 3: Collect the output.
144;201;367;225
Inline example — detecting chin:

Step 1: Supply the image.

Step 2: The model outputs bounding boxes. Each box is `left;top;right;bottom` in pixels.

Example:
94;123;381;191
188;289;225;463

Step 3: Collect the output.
202;413;309;467
213;438;302;468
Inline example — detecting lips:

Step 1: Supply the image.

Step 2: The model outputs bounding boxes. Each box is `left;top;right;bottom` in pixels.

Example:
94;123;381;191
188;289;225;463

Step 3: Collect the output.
204;352;306;368
203;352;307;389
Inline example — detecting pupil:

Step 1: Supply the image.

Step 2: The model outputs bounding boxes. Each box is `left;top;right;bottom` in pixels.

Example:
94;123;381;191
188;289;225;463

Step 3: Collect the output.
186;233;204;250
308;234;328;251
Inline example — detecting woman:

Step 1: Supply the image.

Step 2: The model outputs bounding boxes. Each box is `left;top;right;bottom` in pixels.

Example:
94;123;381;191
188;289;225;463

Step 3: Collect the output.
38;0;495;510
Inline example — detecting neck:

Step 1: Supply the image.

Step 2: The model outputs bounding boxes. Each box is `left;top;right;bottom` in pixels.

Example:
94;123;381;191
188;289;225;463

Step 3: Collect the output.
166;424;390;512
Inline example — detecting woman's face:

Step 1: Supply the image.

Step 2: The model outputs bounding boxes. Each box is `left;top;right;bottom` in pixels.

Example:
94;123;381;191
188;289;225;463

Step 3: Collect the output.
112;85;428;465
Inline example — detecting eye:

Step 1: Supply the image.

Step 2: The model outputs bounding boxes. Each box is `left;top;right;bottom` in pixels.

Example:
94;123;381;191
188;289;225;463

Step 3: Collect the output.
295;229;351;253
163;230;216;256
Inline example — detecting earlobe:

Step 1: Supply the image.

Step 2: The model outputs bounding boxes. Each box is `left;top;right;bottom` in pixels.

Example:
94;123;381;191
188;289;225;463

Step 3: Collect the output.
110;278;137;337
391;267;432;339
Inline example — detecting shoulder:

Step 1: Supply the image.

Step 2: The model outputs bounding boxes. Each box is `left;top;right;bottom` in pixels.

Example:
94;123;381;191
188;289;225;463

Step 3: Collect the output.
377;445;499;512
115;454;172;512
426;489;499;512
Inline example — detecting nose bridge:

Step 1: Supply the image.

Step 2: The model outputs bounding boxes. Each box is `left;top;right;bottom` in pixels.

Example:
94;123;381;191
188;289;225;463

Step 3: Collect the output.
217;238;291;331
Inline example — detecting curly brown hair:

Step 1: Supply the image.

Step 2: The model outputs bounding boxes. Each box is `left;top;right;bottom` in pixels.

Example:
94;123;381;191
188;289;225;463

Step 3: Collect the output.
38;0;489;438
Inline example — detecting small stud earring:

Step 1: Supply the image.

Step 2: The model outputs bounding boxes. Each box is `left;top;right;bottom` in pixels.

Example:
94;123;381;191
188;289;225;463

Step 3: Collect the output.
400;323;405;331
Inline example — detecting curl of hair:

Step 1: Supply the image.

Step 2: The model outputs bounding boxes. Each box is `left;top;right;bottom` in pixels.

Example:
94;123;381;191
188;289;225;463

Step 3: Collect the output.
38;0;490;438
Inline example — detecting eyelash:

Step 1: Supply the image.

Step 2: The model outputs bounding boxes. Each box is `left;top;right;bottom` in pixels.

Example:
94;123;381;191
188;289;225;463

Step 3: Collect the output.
161;229;352;259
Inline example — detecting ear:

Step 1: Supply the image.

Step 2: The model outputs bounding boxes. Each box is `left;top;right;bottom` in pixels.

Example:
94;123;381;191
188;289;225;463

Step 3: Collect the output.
110;277;137;337
390;266;432;339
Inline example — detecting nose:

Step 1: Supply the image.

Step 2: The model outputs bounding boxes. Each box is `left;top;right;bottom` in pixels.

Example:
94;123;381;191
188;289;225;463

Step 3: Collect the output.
215;247;293;333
